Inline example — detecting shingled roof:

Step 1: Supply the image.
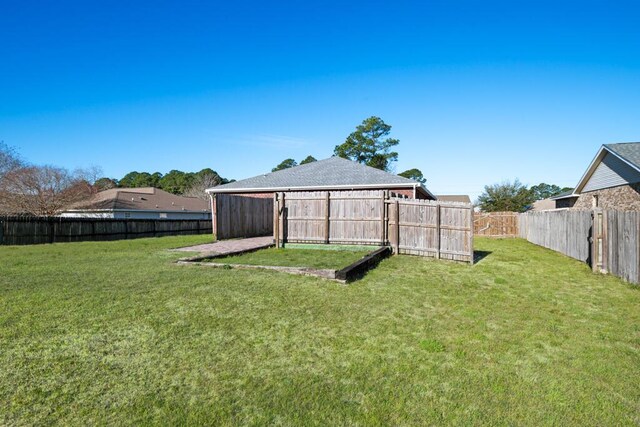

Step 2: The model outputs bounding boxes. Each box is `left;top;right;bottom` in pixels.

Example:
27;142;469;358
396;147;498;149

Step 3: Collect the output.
207;157;434;198
604;142;640;170
68;187;210;212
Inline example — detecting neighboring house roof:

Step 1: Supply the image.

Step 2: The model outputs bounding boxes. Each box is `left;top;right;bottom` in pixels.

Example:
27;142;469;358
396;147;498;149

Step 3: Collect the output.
436;195;471;203
66;187;210;212
206;157;435;198
531;198;557;211
551;190;578;200
575;142;640;193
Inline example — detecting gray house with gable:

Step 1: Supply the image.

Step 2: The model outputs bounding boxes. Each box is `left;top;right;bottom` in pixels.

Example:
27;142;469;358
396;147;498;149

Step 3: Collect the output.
572;142;640;210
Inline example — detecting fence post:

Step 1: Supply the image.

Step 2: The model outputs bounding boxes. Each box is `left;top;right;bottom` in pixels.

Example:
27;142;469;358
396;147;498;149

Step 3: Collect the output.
468;205;474;264
435;204;441;259
592;209;606;273
211;194;217;240
380;191;386;246
274;193;280;248
394;200;400;254
325;191;330;244
49;217;55;244
281;192;287;245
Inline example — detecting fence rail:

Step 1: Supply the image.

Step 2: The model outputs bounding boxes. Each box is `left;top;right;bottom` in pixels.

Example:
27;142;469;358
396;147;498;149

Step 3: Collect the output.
275;190;474;263
0;216;212;245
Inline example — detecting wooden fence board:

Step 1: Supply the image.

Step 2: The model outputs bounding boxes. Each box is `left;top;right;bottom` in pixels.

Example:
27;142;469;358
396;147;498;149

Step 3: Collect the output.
474;212;519;236
0;216;212;245
276;191;473;263
215;194;273;240
518;210;592;263
519;209;640;285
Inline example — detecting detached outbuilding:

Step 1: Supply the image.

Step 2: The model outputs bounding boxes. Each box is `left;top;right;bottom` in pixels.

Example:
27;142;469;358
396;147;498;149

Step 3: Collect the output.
206;157;436;238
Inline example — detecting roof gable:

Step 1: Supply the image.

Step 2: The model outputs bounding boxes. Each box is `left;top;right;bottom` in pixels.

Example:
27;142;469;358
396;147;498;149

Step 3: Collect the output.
208;157;433;197
575;143;640;193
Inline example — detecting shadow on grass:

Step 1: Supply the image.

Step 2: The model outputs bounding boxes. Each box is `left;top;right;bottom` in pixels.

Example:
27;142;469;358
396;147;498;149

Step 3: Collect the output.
473;250;492;264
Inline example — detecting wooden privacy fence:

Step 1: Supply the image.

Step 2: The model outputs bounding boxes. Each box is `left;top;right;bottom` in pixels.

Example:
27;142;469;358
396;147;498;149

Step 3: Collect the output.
519;209;640;284
274;190;474;263
474;212;519;236
214;194;273;239
0;216;212;245
599;210;640;284
518;210;592;262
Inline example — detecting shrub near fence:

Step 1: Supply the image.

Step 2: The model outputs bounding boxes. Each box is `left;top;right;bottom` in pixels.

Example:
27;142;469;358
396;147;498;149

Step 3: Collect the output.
0;216;212;245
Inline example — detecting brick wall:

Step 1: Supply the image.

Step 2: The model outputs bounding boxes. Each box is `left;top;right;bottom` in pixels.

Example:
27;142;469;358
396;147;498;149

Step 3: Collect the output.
573;183;640;210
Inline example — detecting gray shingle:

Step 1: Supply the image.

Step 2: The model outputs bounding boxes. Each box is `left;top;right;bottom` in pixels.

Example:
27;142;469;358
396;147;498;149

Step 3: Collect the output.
208;156;427;192
605;142;640;170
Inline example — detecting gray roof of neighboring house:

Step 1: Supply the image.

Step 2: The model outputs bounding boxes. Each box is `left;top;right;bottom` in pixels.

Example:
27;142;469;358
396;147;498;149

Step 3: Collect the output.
67;187;210;212
436;195;471;203
604;142;640;170
207;157;434;198
531;198;557;211
551;190;578;200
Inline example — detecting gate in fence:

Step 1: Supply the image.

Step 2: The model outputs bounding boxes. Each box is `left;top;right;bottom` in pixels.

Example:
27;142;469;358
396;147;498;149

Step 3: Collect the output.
214;194;274;240
474;212;519;236
273;190;474;263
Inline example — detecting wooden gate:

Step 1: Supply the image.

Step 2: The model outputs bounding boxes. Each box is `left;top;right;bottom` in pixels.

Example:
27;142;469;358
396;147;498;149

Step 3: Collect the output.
214;194;273;240
390;198;474;263
474;212;519;236
274;190;474;263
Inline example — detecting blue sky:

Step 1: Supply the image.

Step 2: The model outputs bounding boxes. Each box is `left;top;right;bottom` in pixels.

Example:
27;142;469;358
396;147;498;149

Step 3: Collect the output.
1;0;639;200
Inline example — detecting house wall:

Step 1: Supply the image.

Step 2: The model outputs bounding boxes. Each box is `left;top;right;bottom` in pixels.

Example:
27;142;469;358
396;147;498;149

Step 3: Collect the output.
391;188;416;198
60;210;211;220
213;187;425;203
556;198;577;209
573;183;640;210
60;211;115;219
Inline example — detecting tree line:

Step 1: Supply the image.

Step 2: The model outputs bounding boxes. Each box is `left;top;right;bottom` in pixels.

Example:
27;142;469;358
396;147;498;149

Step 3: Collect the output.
94;168;232;197
0;142;232;216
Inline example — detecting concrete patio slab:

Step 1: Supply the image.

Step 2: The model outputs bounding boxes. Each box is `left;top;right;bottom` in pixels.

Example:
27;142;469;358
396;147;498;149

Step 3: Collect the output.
174;236;274;255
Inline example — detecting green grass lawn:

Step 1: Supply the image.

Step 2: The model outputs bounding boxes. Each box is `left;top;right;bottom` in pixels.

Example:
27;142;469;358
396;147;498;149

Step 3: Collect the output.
210;247;372;270
1;236;639;425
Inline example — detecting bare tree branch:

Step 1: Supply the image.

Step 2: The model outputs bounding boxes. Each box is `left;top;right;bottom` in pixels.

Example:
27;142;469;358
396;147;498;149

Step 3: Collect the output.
0;165;96;216
183;173;225;201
